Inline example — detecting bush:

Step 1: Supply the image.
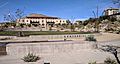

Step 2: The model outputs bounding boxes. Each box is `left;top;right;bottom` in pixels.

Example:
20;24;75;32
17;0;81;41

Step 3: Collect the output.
85;35;97;42
104;57;117;64
88;61;96;64
22;53;40;62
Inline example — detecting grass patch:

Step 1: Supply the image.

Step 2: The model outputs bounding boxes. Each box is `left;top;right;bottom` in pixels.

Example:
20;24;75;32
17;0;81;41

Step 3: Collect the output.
0;31;96;36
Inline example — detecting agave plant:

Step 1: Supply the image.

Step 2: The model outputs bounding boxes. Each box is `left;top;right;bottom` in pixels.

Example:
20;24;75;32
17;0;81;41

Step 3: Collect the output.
85;35;97;42
88;61;96;64
22;53;40;62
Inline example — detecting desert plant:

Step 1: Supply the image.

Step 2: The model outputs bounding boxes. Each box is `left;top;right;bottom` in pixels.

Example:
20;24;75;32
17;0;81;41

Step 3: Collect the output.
22;53;40;62
101;45;120;64
17;31;24;37
104;57;117;64
88;61;96;64
85;35;97;42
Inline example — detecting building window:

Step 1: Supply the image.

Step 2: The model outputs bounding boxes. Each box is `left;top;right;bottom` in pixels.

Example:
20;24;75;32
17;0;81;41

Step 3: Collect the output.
22;20;24;22
42;24;44;26
42;20;44;22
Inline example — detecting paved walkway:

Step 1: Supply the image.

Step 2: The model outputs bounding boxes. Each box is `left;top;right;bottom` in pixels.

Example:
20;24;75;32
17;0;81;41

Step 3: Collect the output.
0;33;120;64
0;49;114;64
1;40;120;64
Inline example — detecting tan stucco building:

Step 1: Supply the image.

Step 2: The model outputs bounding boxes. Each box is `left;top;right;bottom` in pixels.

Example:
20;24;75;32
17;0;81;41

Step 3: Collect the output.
105;7;119;15
17;13;67;31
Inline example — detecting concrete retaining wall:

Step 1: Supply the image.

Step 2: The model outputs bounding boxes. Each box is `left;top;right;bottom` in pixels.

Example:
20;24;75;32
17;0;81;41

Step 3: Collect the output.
6;42;95;57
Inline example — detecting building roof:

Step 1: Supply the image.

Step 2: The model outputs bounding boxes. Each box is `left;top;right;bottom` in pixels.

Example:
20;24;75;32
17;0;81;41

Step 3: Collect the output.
105;7;119;11
27;13;48;17
26;13;60;19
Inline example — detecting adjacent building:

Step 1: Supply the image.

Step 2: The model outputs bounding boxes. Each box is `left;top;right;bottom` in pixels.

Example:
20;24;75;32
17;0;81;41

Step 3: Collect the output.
105;7;119;15
104;7;120;20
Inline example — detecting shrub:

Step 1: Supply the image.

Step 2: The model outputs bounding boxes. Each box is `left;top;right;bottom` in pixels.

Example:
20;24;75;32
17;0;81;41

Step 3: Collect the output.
85;35;97;42
104;57;117;64
22;53;40;62
88;61;96;64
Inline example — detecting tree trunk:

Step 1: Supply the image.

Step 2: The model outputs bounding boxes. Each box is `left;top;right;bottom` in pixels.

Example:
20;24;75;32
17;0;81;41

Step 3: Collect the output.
113;52;120;64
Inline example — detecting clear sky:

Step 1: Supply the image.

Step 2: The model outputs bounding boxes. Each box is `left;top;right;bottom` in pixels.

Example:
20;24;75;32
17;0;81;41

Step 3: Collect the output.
0;0;116;22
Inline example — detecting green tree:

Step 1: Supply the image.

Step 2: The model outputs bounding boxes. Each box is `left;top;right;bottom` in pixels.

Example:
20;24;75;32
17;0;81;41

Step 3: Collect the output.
83;20;89;26
20;24;25;28
70;24;75;31
66;20;71;25
27;24;31;27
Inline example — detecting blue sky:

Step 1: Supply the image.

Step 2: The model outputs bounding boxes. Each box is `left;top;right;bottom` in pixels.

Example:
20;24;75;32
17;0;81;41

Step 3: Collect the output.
0;0;116;22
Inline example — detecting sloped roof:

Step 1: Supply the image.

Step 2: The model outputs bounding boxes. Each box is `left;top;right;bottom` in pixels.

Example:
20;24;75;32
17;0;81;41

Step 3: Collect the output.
26;13;59;19
26;13;48;17
105;7;119;10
